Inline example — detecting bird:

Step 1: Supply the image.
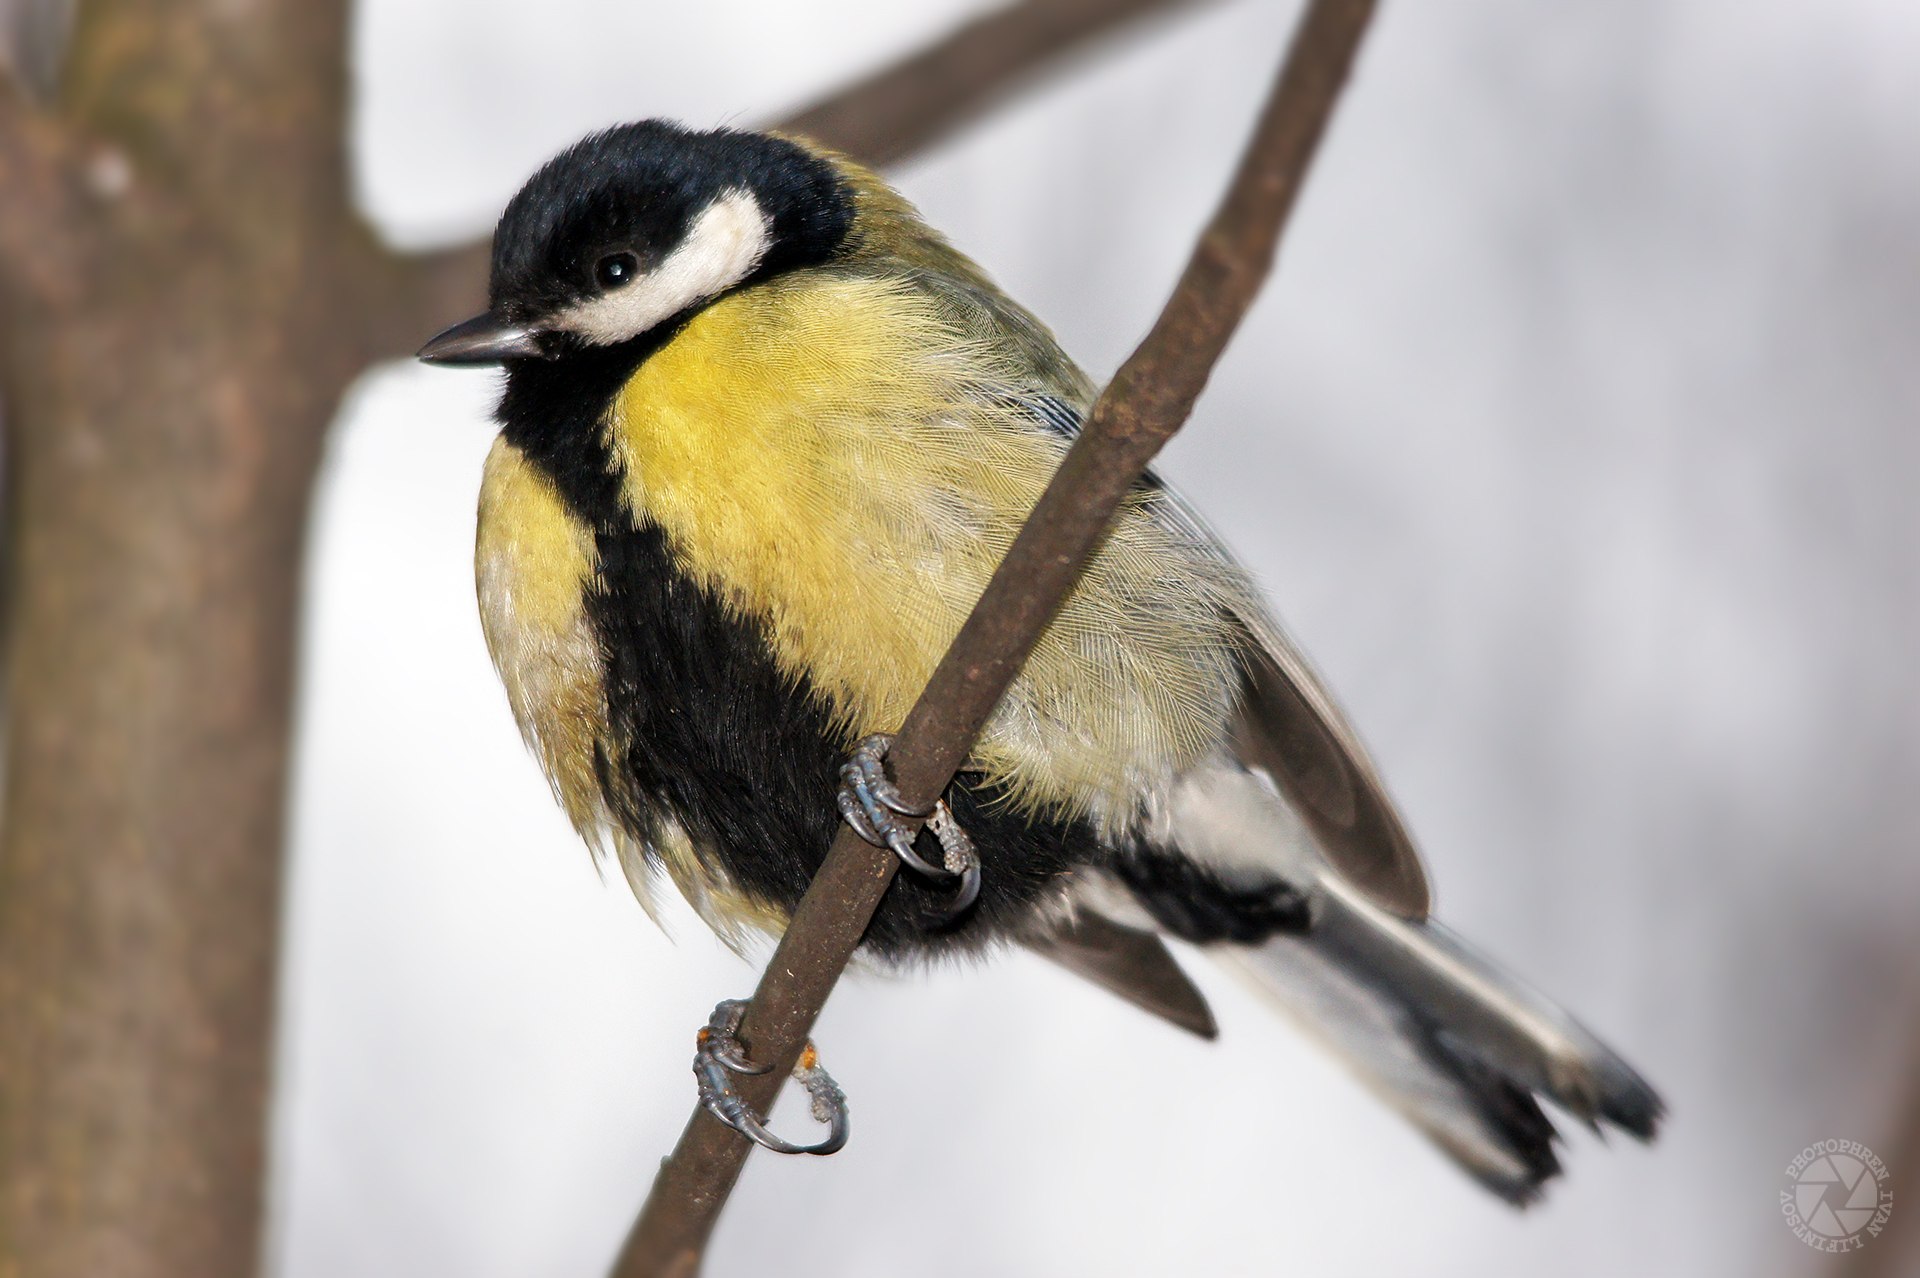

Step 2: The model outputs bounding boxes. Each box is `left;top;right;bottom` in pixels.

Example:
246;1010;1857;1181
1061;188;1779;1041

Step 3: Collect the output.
418;119;1661;1202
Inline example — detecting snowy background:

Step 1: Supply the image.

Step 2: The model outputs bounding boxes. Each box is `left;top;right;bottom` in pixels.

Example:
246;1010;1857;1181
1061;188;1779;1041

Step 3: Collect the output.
274;1;1920;1274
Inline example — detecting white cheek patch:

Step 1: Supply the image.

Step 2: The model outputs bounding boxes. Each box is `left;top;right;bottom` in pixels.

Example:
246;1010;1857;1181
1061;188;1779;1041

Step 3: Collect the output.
556;188;773;345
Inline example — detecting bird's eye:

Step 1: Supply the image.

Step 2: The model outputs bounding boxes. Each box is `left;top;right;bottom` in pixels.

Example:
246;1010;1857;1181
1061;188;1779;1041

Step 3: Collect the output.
594;251;640;290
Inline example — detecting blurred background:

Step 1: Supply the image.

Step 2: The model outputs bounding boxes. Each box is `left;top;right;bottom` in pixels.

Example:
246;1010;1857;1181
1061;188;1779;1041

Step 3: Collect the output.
6;1;1916;1275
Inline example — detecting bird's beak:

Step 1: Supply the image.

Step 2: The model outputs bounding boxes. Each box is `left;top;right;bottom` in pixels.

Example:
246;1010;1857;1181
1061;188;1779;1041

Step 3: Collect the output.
416;311;551;365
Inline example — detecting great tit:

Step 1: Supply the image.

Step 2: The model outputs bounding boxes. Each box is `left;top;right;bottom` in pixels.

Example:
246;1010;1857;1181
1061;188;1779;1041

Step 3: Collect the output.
418;120;1660;1201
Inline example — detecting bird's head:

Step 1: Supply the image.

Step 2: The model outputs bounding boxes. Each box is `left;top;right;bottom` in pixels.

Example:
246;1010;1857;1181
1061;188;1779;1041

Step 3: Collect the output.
417;121;854;365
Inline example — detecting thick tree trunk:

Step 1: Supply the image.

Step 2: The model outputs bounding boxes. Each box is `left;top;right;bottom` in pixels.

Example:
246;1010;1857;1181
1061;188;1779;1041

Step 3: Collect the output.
0;4;410;1272
0;295;324;1278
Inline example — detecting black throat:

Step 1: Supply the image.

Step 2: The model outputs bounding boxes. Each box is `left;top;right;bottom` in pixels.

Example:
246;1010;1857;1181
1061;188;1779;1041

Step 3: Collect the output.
496;332;667;527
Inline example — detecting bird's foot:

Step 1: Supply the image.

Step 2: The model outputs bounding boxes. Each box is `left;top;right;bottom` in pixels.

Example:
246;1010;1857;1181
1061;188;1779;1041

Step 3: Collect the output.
693;998;848;1156
836;733;982;920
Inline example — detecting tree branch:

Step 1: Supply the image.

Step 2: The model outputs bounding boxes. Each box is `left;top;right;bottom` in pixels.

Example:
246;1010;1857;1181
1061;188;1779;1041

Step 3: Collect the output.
348;230;489;369
611;2;1379;1274
780;0;1218;167
362;0;1220;362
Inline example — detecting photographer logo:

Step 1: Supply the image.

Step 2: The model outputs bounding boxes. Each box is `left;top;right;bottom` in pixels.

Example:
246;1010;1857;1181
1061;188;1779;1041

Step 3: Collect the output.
1781;1140;1892;1253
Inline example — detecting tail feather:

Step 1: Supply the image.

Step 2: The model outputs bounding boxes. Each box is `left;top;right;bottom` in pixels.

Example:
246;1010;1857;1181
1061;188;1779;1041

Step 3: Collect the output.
1219;875;1662;1203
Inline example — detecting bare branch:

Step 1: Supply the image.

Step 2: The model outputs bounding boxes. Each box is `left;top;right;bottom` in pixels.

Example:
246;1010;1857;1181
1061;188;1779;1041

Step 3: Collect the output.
348;231;490;369
780;0;1218;167
364;0;1219;360
611;2;1380;1274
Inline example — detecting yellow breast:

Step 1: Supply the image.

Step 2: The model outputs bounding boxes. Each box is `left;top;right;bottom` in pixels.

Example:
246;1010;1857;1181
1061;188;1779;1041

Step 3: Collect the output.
473;438;610;839
605;270;1253;832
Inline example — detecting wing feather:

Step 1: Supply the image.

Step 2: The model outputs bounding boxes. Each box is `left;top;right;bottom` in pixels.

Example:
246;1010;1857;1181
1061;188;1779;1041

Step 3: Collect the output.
1154;488;1432;919
1014;384;1433;919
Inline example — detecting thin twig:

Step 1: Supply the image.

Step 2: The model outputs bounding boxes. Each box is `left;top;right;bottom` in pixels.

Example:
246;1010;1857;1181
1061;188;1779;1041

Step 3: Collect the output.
365;0;1217;359
611;3;1379;1274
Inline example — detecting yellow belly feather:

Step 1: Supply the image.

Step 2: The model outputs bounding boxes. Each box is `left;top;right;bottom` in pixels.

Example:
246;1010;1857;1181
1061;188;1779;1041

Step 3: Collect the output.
474;439;606;836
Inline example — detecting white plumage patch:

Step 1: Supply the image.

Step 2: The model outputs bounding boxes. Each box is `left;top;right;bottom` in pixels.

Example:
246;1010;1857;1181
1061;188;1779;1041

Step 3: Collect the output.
554;189;772;346
1139;755;1325;887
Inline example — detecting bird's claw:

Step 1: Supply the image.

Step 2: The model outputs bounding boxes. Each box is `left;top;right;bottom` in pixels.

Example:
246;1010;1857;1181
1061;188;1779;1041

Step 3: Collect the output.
693;999;848;1156
837;733;982;921
925;800;982;915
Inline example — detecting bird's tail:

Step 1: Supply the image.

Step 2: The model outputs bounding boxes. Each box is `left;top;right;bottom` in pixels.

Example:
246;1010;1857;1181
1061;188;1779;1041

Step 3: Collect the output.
1214;876;1663;1204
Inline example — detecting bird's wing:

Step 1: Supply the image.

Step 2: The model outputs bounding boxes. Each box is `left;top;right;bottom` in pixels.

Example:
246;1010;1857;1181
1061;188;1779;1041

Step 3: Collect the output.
1154;485;1432;920
900;261;1431;919
1013;389;1432;921
1025;912;1217;1040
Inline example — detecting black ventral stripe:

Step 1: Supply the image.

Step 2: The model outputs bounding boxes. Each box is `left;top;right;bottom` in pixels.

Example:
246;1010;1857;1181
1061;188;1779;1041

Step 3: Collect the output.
496;331;665;530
